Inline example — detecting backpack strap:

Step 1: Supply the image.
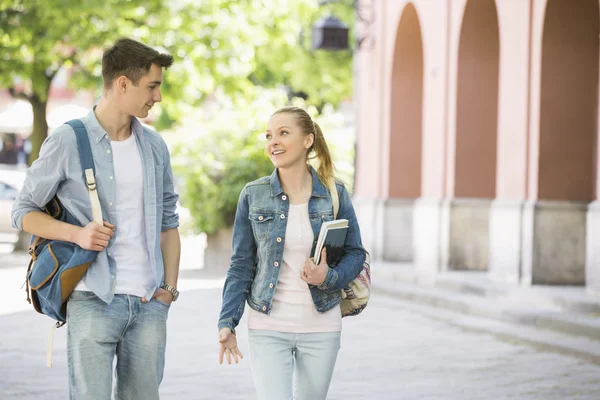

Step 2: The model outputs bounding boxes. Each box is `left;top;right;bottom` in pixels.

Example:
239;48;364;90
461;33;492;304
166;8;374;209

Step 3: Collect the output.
65;119;103;226
327;179;339;219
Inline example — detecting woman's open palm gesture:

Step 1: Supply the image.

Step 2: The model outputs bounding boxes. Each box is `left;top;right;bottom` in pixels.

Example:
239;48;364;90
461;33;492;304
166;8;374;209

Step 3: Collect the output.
218;328;244;364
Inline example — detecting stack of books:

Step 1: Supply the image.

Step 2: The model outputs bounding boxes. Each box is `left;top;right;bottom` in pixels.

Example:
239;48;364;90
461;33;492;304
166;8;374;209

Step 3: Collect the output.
312;219;349;266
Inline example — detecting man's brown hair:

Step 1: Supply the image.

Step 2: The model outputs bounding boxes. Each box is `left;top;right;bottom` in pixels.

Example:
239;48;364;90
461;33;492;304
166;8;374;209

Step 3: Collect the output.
102;38;174;88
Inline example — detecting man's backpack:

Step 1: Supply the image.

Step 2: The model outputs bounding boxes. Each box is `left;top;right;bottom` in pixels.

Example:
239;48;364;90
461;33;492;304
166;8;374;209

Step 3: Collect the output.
24;119;103;328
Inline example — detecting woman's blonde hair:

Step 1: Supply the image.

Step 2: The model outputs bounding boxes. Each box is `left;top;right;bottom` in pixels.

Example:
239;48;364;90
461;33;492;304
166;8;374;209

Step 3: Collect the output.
272;106;335;186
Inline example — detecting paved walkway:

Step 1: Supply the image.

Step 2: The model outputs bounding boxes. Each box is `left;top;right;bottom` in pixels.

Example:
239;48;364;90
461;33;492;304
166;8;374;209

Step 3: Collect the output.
1;263;600;399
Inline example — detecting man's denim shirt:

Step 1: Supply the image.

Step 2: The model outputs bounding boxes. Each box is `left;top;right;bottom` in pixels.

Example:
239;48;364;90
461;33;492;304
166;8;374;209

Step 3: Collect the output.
218;166;366;333
11;110;179;304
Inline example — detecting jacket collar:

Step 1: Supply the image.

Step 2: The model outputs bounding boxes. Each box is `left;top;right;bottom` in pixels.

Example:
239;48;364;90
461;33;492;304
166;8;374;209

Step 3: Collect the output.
269;165;329;198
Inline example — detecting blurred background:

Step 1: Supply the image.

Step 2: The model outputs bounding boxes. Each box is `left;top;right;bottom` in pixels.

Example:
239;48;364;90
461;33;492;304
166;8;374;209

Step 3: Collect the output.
353;0;600;295
2;0;597;293
0;0;358;266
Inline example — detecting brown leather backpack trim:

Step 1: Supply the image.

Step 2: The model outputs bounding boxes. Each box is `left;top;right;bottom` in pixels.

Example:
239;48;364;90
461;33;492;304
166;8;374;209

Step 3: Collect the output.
60;263;91;303
29;244;59;290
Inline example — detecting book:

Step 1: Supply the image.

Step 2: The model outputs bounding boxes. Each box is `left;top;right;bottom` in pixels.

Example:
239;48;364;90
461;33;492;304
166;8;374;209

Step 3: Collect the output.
312;219;349;266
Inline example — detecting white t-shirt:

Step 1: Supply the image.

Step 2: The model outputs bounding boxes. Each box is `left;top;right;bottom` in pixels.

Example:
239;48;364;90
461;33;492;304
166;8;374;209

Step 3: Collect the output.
75;133;153;297
248;202;342;332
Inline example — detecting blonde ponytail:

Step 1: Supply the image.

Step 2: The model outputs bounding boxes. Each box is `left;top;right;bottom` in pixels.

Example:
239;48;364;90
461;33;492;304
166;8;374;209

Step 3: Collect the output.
312;122;335;187
272;106;336;187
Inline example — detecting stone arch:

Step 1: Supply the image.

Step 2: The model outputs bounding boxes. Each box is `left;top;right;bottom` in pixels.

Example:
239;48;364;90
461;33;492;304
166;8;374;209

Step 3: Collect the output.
389;3;423;198
454;0;500;198
538;0;599;202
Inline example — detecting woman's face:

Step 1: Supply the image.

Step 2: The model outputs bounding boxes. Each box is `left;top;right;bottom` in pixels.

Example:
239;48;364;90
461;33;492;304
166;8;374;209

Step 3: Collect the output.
265;113;314;169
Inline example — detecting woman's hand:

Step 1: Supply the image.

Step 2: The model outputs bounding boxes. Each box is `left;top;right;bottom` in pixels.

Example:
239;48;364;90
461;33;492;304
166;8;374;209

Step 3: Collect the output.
219;328;244;364
301;247;328;286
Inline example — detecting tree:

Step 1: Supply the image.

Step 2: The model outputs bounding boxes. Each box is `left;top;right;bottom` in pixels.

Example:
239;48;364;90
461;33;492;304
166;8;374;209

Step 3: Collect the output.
171;89;355;236
0;0;354;163
0;0;167;162
171;90;284;235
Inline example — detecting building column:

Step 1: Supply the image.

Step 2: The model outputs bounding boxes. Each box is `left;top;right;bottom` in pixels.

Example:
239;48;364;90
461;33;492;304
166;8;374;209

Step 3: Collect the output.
491;0;598;286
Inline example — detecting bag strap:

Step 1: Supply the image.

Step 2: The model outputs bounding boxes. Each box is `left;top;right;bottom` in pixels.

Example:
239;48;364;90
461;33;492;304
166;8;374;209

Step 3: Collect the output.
327;179;339;219
327;180;371;265
65;119;103;225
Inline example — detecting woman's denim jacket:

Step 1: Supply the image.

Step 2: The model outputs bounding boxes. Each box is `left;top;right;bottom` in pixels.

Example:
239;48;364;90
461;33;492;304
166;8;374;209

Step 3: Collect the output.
218;166;367;333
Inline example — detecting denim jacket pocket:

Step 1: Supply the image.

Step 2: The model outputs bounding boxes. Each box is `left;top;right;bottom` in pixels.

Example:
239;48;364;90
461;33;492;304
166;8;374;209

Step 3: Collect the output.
320;213;334;223
249;212;275;241
310;212;334;226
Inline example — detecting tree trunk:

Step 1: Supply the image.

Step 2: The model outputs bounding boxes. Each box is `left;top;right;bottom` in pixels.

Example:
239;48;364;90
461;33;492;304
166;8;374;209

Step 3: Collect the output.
14;94;46;249
28;96;49;165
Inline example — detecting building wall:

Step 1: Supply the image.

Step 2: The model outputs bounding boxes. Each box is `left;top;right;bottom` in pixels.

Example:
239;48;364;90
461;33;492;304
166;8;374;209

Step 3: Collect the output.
354;0;600;289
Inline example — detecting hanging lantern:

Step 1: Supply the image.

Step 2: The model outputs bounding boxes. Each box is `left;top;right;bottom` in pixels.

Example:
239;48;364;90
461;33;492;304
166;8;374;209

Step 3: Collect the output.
312;15;349;51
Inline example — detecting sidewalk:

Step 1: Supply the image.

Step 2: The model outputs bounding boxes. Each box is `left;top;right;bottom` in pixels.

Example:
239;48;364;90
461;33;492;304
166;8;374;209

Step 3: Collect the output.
2;252;600;398
4;251;600;339
3;274;600;399
372;261;600;344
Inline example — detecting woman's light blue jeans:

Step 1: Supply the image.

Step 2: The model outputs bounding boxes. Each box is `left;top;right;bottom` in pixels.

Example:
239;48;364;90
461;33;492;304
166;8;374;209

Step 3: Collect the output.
248;330;341;400
66;290;169;400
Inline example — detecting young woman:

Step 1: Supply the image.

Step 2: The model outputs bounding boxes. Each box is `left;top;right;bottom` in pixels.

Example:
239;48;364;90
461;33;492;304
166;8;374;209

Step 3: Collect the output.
217;106;366;400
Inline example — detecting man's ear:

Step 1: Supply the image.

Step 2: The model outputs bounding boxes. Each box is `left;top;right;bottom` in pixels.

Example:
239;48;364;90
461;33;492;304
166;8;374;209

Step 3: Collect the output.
115;75;129;94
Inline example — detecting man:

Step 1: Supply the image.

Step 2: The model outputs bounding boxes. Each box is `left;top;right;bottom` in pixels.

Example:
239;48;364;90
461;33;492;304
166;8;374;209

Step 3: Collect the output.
11;38;181;399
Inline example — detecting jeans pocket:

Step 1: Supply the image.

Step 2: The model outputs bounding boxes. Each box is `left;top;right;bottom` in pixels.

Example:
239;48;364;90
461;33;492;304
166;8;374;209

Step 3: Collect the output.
154;298;171;308
68;290;96;301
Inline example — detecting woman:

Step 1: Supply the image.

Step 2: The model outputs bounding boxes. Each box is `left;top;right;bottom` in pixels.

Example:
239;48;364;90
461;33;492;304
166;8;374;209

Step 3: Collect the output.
217;106;366;400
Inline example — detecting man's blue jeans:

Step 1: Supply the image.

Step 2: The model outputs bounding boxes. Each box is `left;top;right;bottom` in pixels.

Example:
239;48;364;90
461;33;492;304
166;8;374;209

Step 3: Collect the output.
66;290;169;400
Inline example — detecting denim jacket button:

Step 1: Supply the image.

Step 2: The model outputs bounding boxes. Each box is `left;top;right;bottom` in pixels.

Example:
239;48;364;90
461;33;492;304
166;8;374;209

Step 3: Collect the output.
280;214;285;219
269;283;274;288
282;195;287;201
258;215;264;221
276;237;282;243
274;261;279;267
262;306;267;311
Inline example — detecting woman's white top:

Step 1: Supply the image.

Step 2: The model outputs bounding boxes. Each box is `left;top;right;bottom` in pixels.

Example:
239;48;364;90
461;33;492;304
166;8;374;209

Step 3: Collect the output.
248;202;342;332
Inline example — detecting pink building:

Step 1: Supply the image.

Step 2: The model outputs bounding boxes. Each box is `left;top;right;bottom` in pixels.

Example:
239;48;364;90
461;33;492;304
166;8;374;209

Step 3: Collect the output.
353;0;600;294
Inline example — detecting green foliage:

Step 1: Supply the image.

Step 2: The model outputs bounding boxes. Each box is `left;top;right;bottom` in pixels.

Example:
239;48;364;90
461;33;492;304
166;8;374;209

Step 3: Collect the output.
150;0;356;122
1;0;355;111
170;90;355;235
1;0;356;234
0;0;355;162
0;0;167;96
183;136;274;235
0;0;167;161
171;92;281;235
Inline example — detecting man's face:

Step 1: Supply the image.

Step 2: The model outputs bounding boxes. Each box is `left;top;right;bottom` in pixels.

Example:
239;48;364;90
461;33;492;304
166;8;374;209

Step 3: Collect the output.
122;63;163;118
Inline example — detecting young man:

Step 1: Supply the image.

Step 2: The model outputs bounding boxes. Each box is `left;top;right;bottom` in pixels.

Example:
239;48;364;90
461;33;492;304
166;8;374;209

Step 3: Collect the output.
11;38;181;399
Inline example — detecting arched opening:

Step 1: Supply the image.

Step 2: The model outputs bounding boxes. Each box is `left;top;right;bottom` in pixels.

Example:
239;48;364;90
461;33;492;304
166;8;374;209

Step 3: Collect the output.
538;0;599;202
447;0;500;272
389;3;423;198
455;0;500;198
